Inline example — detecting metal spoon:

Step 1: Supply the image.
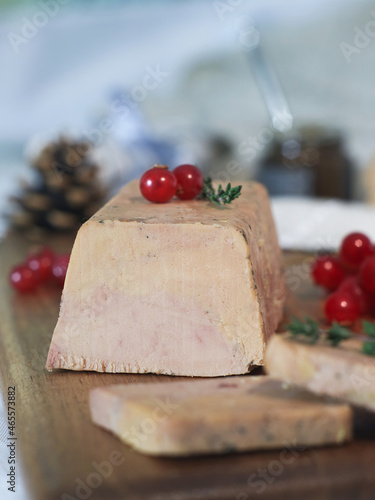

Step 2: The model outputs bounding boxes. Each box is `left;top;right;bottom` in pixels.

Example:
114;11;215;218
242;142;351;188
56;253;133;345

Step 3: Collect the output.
236;16;293;133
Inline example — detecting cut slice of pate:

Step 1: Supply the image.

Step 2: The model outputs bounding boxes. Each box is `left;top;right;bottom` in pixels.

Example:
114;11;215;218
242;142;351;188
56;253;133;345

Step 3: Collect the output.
46;180;285;376
265;334;375;412
89;375;352;456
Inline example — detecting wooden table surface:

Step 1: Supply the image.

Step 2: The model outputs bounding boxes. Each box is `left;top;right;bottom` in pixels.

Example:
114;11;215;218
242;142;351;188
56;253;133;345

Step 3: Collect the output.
1;232;375;500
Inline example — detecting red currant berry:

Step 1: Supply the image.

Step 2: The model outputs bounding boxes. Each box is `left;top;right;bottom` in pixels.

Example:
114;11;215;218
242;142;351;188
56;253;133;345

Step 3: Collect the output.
140;165;177;203
338;275;370;315
339;232;372;270
325;291;360;324
173;164;204;200
359;256;375;293
311;255;345;290
9;264;39;293
27;247;55;283
52;254;70;287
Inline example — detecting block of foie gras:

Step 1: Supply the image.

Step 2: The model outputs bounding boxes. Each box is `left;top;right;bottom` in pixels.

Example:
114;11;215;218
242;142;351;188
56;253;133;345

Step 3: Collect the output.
90;376;352;456
46;179;285;376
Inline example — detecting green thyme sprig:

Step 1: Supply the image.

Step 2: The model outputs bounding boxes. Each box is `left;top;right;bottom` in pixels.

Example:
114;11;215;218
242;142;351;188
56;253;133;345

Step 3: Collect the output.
326;323;352;346
362;321;375;355
363;320;375;337
288;316;320;344
286;317;375;356
201;177;242;206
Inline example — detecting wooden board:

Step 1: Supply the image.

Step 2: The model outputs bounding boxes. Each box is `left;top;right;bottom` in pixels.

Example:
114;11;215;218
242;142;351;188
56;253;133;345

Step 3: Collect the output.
1;232;375;500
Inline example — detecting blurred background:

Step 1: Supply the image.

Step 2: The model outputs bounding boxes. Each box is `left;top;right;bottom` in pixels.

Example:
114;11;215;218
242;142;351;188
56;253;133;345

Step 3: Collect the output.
1;0;375;248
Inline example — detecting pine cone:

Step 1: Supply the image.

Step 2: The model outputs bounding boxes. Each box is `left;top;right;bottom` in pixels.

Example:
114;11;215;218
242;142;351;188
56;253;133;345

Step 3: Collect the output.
10;137;108;241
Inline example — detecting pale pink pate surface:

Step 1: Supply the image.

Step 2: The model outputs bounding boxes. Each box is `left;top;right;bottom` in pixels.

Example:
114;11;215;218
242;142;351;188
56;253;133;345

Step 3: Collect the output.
46;180;285;376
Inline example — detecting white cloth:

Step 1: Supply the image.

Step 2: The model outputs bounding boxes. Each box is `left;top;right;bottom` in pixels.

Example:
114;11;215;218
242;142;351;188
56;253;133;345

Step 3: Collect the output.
271;197;375;251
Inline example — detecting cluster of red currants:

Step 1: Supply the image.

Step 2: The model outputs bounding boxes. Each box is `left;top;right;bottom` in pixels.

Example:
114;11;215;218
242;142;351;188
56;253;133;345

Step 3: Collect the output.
311;232;375;324
9;247;70;293
140;164;203;203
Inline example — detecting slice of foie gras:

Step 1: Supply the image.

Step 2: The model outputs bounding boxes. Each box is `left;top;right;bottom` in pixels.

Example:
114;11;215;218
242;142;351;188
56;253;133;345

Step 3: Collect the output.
90;375;352;456
265;333;375;412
